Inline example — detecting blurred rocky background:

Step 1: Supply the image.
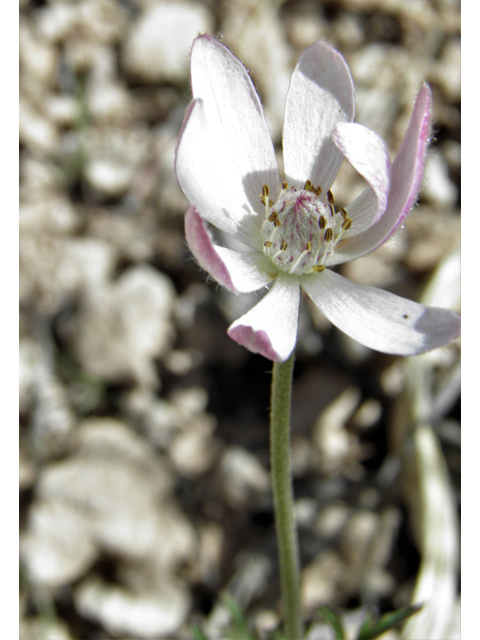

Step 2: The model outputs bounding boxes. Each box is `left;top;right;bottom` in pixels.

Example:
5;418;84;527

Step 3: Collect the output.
19;0;460;638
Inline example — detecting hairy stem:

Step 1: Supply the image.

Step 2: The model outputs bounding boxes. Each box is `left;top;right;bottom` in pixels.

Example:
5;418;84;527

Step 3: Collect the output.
270;351;303;639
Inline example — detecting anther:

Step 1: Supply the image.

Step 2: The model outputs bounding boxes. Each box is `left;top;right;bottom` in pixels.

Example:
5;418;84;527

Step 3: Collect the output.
340;208;348;220
319;215;327;229
314;185;323;196
281;240;288;250
342;219;352;231
327;190;334;205
324;228;334;242
264;241;272;248
312;265;325;273
282;181;288;190
304;179;314;191
268;211;278;223
262;185;270;197
306;242;312;251
268;211;282;227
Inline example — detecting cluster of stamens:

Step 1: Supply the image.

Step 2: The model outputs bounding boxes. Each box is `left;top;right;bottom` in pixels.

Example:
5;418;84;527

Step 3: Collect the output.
260;180;353;276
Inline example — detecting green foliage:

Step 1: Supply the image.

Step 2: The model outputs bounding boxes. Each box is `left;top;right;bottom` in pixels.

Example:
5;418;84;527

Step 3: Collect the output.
357;603;423;640
314;606;346;640
192;623;208;640
222;594;256;640
191;598;422;640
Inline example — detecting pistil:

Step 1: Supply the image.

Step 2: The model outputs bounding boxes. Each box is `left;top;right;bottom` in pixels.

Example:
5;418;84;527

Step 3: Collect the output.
261;181;352;275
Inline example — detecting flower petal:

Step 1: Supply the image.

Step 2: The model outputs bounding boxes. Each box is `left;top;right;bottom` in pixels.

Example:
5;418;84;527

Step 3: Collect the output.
176;36;280;250
227;275;300;361
185;207;274;293
330;84;432;265
301;269;461;355
331;122;391;233
282;41;355;192
176;100;262;249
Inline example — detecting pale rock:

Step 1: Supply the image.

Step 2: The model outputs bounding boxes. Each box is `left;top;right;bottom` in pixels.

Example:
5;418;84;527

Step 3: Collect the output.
169;413;218;477
154;122;189;214
302;551;346;611
72;417;172;491
350;44;408;88
315;503;351;540
124;385;211;450
294;497;318;528
339;509;379;572
219;447;270;507
433;38;461;102
221;0;291;141
20;155;62;193
193;522;224;585
124;390;181;447
441;140;461;172
20;195;81;235
20;18;57;87
334;13;365;49
20;234;116;315
423;152;458;208
87;83;131;123
83;128;149;197
20;499;98;587
75;576;191;638
122;1;214;83
29;344;76;460
341;234;406;288
313;387;362;476
78;0;129;43
84;159;135;197
171;386;209;417
284;11;328;51
404;208;460;271
73;265;175;388
85;208;155;263
354;86;398;142
19;98;58;154
64;37;110;73
19;448;36;492
44;94;80;127
36;1;79;43
164;349;197;375
19;338;39;416
28;418;195;571
352;398;383;429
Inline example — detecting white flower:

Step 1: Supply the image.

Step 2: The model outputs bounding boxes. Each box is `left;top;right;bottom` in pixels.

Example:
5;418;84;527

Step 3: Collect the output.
175;36;460;362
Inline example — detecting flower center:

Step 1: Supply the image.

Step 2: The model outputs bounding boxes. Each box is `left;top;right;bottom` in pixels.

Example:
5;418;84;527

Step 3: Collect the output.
260;181;352;276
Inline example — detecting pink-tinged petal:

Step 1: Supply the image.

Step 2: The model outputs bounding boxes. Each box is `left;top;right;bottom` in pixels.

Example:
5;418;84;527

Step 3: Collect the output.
227;276;300;361
301;269;461;356
176;100;267;250
330;84;432;266
282;41;355;192
331;122;391;233
177;35;280;248
185;207;273;293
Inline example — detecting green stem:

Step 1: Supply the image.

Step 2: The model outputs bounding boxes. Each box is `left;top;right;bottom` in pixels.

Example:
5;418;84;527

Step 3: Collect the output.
270;351;303;639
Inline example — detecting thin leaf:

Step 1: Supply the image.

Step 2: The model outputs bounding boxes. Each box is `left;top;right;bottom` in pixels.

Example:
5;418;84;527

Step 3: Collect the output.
317;606;346;640
192;623;208;640
222;594;255;640
357;603;423;640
